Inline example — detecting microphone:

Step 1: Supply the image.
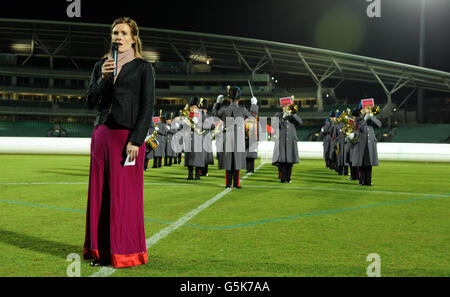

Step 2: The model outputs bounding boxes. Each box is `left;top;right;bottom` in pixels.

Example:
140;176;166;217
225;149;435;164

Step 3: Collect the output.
111;42;119;77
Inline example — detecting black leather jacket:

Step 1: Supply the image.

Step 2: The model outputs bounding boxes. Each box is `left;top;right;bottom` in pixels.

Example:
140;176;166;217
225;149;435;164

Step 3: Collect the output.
85;57;155;146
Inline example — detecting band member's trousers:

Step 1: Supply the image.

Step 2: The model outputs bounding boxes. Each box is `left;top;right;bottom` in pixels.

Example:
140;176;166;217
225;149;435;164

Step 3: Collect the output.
201;164;208;176
359;145;373;185
164;156;173;166
358;166;372;185
278;163;293;182
226;153;240;187
246;158;255;173
350;164;358;180
188;166;202;180
153;156;162;168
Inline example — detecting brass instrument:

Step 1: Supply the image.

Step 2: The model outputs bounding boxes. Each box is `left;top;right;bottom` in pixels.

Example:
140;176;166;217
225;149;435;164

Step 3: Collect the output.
369;105;380;115
181;104;205;135
145;130;159;152
337;109;357;144
245;117;257;140
287;104;298;114
211;121;223;140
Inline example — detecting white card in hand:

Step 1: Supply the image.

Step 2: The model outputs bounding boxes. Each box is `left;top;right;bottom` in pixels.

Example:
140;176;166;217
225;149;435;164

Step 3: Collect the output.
124;154;136;166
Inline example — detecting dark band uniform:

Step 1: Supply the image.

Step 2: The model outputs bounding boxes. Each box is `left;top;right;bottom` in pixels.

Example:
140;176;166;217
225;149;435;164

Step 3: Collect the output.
212;87;258;188
352;112;382;186
271;110;303;183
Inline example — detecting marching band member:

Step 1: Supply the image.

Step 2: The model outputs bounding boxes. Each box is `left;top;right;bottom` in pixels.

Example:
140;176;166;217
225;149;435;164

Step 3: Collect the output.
144;124;154;171
346;108;360;181
199;98;214;177
213;86;258;189
321;114;333;169
170;111;183;165
350;99;382;186
184;97;205;180
328;110;339;171
151;111;166;168
164;113;177;167
334;110;346;175
271;100;303;183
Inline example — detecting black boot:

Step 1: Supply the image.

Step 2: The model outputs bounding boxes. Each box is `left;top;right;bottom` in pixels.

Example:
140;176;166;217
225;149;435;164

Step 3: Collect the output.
158;157;162;168
186;166;194;180
195;167;202;180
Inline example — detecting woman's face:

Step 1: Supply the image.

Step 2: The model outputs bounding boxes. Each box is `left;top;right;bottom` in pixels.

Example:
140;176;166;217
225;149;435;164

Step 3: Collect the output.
111;23;135;53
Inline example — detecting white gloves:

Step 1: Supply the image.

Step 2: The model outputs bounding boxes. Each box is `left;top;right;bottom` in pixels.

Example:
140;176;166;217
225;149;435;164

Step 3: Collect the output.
251;96;257;105
348;132;355;140
175;123;180;129
217;95;224;104
155;127;159;131
192;117;199;125
364;113;372;121
144;135;151;142
321;127;325;133
282;111;289;119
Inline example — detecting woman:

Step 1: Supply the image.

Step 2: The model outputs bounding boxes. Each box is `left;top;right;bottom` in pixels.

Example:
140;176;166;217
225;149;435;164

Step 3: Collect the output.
272;105;303;183
83;17;155;268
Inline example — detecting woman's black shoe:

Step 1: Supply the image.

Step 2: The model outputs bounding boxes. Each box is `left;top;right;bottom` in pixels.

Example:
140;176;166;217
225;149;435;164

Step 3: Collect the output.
90;260;109;267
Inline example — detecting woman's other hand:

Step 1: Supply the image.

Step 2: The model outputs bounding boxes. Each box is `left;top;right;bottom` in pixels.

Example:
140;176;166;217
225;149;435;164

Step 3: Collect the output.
126;142;139;162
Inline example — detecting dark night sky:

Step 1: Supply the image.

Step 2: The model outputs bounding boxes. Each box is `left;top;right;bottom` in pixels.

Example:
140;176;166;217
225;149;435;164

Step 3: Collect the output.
3;0;450;72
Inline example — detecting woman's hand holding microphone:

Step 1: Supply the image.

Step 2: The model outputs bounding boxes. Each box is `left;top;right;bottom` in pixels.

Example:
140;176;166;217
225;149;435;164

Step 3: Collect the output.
101;58;116;81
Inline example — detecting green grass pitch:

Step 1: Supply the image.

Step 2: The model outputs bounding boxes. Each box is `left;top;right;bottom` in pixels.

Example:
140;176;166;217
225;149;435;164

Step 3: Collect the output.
0;154;449;277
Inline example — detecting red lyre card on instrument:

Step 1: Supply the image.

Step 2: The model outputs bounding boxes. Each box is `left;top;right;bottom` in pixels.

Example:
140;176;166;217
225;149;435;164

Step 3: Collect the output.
361;98;374;108
280;97;293;106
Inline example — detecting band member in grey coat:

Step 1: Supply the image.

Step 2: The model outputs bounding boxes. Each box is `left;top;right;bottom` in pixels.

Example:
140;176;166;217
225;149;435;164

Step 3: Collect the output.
327;111;338;171
245;117;259;173
333;111;346;175
164;113;178;166
170;111;183;164
199;99;214;176
212;86;258;188
346;108;360;180
184;97;205;180
144;124;154;171
349;104;382;186
320;111;335;168
152;111;167;168
272;105;303;183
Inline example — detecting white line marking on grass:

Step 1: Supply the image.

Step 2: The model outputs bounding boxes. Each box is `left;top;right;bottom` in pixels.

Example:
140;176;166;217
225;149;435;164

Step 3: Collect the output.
2;180;444;197
0;182;195;186
0;182;88;185
238;184;448;197
90;162;267;277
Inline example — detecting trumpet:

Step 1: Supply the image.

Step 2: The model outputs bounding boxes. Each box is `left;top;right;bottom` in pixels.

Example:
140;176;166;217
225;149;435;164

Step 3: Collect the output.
145;130;159;152
181;104;205;135
369;105;380;115
337;110;357;143
287;104;298;114
211;121;223;140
